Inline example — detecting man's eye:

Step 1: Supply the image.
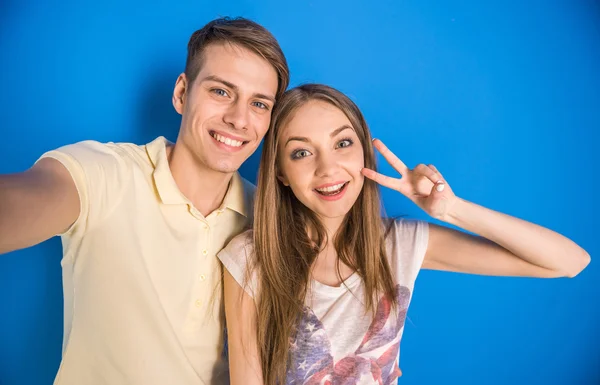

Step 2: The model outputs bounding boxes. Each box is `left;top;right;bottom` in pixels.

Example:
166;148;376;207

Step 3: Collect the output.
212;89;229;97
253;101;268;110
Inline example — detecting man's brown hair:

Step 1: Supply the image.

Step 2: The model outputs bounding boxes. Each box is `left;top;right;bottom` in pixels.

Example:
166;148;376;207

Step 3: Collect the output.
185;17;289;100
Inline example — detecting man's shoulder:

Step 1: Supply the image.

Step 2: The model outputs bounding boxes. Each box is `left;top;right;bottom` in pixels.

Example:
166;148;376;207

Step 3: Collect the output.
100;139;153;165
46;137;156;171
238;175;256;191
239;176;256;197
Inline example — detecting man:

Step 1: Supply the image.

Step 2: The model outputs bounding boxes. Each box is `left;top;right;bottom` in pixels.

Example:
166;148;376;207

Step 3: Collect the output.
0;17;289;384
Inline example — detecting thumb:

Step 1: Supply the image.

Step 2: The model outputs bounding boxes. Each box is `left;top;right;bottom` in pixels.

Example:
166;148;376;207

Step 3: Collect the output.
424;180;450;219
432;180;446;195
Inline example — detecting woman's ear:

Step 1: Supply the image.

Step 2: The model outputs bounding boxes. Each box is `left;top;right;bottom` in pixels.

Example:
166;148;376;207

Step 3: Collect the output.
277;175;289;186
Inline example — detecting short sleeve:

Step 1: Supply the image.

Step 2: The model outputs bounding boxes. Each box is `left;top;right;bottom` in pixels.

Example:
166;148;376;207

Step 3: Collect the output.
218;230;259;298
37;140;128;237
386;218;430;287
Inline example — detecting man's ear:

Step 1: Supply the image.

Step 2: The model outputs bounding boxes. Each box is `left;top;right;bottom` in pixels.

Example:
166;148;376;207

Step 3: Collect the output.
172;73;188;115
277;174;289;186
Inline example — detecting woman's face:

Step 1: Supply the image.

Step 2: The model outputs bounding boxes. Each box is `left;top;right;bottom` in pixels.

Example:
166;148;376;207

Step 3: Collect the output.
277;100;365;223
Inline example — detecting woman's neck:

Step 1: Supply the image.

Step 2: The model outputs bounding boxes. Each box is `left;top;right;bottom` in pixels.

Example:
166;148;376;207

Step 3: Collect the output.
319;214;345;240
309;215;355;287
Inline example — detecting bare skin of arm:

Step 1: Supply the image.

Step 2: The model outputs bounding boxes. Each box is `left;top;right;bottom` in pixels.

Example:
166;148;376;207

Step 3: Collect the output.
223;270;264;385
0;157;80;254
424;202;590;278
362;139;590;278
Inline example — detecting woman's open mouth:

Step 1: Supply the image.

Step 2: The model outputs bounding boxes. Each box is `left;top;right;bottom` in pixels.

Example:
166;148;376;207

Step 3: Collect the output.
314;182;349;201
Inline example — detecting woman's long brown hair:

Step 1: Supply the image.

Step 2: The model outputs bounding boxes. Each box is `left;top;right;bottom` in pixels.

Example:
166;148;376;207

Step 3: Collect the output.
249;84;397;384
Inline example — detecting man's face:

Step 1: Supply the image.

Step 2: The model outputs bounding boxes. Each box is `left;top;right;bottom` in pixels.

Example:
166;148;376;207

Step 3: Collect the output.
173;43;279;174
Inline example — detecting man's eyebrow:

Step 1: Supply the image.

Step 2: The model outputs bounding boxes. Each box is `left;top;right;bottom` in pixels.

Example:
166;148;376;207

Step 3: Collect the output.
201;75;276;103
284;125;354;147
254;92;276;103
201;75;238;91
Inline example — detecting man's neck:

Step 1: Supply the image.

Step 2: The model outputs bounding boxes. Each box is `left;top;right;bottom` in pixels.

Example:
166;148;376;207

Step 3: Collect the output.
166;142;233;217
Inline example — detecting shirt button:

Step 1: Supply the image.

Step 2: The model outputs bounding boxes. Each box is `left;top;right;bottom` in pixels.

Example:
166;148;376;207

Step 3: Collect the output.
195;299;202;308
202;224;209;230
202;250;208;256
199;274;206;281
216;210;223;216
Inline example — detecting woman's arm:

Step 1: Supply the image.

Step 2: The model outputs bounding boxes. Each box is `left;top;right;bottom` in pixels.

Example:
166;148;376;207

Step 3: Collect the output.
223;270;264;385
362;139;590;278
423;199;589;277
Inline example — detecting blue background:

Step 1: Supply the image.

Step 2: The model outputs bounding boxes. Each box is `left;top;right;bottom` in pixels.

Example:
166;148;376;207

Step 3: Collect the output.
1;0;598;384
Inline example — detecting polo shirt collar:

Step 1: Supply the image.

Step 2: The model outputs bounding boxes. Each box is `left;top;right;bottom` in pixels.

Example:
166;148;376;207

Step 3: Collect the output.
146;136;249;217
221;172;248;217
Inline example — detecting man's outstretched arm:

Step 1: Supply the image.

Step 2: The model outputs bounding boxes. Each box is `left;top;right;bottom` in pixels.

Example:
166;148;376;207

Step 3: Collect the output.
0;157;80;254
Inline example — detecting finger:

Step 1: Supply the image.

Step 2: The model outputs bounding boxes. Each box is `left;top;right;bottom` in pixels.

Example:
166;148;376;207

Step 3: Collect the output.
361;167;400;190
372;139;409;176
414;164;443;185
413;178;435;197
433;180;446;193
428;164;445;181
423;165;447;193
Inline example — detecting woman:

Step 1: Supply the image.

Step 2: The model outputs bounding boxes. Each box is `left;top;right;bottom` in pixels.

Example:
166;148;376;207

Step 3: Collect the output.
217;84;590;384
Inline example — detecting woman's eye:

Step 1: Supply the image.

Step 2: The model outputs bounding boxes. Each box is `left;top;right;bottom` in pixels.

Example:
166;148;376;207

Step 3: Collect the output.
291;149;312;159
337;139;353;148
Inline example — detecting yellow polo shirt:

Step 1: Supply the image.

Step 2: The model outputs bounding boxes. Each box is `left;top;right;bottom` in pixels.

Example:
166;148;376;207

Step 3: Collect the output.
39;136;254;385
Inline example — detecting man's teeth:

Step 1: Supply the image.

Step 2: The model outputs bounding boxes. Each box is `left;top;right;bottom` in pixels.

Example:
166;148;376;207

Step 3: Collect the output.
316;183;346;193
211;133;243;147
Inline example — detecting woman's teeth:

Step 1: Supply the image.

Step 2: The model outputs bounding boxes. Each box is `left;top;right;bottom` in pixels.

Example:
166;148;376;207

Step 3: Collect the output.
211;132;243;147
316;182;346;195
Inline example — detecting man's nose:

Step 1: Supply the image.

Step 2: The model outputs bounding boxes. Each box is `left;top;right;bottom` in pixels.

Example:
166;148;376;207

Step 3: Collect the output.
223;100;249;130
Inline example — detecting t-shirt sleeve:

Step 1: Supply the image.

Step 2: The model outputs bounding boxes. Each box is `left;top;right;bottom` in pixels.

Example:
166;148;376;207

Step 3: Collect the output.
37;140;128;238
218;230;259;298
386;218;430;288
